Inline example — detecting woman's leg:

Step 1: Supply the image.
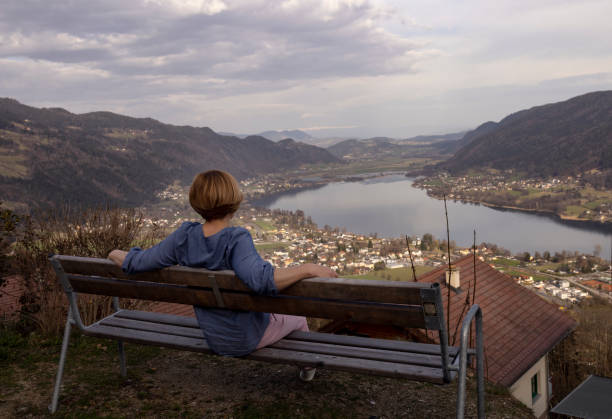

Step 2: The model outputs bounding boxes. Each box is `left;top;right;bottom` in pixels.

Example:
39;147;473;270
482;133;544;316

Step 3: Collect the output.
256;314;308;349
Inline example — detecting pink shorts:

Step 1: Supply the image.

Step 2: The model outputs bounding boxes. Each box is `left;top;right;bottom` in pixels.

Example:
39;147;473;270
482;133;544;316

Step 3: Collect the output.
256;313;309;349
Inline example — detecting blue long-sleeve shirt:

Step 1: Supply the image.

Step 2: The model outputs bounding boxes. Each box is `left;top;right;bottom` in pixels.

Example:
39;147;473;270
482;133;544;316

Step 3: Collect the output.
122;222;277;356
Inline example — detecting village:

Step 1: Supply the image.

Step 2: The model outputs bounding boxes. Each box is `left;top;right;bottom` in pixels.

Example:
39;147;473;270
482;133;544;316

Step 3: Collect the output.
414;171;612;223
148;181;611;308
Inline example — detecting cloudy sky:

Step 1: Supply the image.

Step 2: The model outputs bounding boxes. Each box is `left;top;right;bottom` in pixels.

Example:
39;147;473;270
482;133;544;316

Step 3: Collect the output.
1;0;611;138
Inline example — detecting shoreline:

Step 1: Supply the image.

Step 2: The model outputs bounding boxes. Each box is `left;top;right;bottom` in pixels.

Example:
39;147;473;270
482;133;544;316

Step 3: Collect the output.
424;192;612;230
249;173;611;233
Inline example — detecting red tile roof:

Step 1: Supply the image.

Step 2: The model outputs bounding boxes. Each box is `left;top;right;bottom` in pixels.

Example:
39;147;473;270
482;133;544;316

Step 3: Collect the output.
417;255;577;387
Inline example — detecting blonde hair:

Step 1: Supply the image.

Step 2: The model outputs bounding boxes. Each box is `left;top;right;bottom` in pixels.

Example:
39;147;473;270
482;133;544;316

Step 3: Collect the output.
189;170;243;221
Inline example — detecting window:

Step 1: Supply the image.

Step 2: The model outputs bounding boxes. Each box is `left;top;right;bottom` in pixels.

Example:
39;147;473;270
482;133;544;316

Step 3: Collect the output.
531;372;539;403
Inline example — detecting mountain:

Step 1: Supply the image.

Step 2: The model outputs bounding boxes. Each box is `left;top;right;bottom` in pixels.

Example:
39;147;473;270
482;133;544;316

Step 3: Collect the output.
0;99;338;209
327;132;466;161
396;131;466;145
257;129;313;142
432;122;498;154
439;91;612;178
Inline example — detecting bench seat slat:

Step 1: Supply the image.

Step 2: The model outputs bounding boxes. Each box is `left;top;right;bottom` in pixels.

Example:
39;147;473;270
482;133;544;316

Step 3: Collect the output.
114;309;199;328
250;347;445;383
269;339;444;368
286;330;459;357
84;322;445;383
84;324;212;353
98;312;446;368
111;309;458;357
100;316;204;339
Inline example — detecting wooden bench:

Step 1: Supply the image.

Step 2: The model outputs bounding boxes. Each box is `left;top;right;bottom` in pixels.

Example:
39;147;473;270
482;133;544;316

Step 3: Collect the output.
49;255;485;418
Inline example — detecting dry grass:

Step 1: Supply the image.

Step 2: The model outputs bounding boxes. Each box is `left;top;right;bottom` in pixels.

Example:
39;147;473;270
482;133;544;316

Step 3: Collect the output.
11;206;164;335
0;329;532;418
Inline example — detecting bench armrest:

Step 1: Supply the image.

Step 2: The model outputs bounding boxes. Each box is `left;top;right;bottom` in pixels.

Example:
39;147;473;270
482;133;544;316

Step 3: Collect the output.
49;255;121;332
454;304;485;418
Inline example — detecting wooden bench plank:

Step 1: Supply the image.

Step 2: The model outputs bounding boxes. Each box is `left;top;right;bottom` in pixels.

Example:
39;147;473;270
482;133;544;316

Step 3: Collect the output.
96;314;444;368
99;316;204;339
114;310;199;328
68;276;428;328
84;323;445;383
249;347;445;383
269;340;444;368
57;255;433;305
84;324;212;353
286;330;459;357
111;310;458;358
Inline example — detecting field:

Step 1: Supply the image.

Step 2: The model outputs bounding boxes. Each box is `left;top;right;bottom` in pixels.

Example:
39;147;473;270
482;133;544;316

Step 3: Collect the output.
252;220;276;232
302;157;443;177
347;266;435;281
489;257;520;267
254;242;290;252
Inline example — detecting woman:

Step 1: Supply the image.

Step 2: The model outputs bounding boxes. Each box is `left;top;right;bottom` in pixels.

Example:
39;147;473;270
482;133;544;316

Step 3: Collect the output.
108;170;336;379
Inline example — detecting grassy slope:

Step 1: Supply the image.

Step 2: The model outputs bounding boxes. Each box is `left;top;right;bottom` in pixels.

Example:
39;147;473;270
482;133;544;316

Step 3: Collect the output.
1;328;532;418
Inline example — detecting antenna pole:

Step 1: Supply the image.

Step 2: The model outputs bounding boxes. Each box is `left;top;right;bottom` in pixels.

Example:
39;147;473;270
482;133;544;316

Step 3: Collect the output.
406;235;417;282
472;230;477;305
443;194;452;337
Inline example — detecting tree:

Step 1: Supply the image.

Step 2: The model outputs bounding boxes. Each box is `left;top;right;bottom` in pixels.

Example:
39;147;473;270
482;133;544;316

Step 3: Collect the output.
421;233;434;251
368;239;373;249
374;261;386;271
594;244;602;257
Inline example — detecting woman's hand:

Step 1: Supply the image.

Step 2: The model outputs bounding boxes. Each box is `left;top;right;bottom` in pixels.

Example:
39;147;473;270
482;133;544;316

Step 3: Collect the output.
108;249;128;267
305;263;338;278
273;263;337;290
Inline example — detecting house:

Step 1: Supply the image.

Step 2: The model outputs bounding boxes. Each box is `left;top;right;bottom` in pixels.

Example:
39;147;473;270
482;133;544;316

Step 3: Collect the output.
416;256;577;418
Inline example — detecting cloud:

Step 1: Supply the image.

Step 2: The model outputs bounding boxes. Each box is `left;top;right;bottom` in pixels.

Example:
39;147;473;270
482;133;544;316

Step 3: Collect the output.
1;0;611;137
0;1;420;84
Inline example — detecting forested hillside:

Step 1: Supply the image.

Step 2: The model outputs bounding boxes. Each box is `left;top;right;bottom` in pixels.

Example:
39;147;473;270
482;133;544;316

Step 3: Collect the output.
439;91;612;185
0;99;338;209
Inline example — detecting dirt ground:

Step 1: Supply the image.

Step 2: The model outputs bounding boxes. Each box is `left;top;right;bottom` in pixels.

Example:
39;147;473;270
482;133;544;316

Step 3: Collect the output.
1;333;532;418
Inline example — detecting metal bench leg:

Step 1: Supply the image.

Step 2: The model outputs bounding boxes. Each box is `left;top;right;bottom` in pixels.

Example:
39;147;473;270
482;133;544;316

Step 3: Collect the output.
456;305;485;419
475;309;485;419
111;297;127;377
456;341;468;419
49;310;73;414
118;341;127;377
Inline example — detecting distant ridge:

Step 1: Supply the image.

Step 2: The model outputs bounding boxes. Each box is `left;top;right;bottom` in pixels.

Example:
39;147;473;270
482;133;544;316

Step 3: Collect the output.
327;131;465;160
439;91;612;181
257;129;313;142
0;99;338;209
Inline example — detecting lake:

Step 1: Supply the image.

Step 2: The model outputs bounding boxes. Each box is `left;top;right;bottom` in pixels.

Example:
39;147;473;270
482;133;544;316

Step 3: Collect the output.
255;175;612;256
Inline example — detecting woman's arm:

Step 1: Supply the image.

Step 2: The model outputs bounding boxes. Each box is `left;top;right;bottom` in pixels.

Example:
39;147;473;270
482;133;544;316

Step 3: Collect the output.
230;229;337;294
273;263;337;291
107;228;181;272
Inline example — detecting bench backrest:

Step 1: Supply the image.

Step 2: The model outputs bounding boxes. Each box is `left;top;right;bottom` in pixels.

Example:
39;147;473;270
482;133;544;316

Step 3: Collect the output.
50;255;447;331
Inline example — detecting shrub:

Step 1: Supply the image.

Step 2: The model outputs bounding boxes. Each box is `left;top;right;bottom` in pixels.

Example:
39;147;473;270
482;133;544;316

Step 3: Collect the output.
12;206;164;335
